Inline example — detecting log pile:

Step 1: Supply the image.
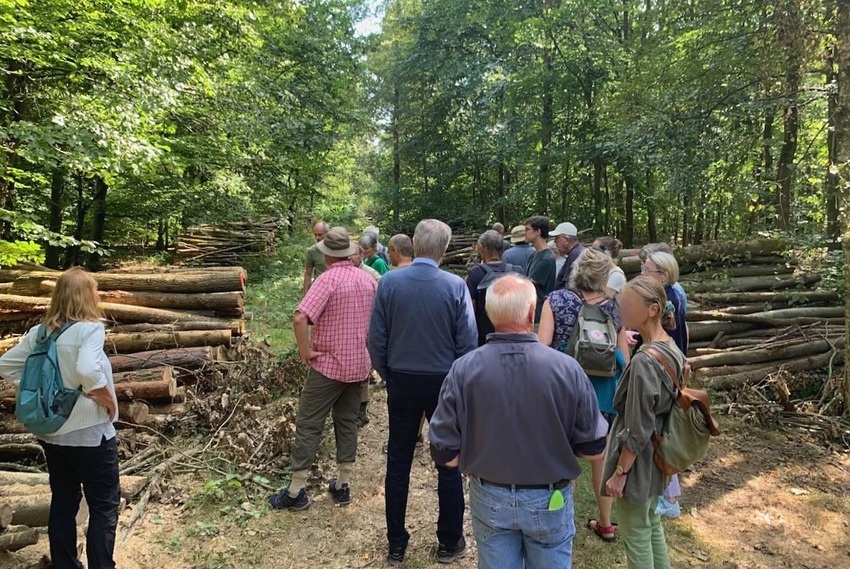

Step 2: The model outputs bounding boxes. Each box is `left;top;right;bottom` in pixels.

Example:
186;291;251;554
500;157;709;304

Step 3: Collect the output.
441;233;479;272
173;218;281;266
0;265;250;436
618;239;844;391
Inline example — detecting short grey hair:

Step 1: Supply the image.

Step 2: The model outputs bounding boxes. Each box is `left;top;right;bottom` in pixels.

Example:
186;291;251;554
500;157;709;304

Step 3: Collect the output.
359;233;378;249
477;230;505;256
485;275;536;328
569;248;614;293
639;242;673;262
413;219;452;261
364;225;380;240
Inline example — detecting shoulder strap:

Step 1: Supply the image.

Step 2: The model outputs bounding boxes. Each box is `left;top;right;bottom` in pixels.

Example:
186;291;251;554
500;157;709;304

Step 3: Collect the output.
642;346;681;394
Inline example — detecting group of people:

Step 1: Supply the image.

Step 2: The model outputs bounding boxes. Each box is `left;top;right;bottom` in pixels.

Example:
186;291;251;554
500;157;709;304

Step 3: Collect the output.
269;215;691;569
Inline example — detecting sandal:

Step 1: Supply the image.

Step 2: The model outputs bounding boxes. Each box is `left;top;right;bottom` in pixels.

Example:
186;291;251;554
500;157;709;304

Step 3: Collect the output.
587;519;617;542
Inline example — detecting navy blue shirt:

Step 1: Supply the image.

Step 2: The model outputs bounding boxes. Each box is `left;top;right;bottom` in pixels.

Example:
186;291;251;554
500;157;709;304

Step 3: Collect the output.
666;282;689;355
502;243;535;268
368;258;477;380
429;333;609;484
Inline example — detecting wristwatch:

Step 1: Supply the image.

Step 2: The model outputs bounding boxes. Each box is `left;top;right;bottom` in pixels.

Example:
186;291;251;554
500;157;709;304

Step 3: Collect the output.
615;465;629;476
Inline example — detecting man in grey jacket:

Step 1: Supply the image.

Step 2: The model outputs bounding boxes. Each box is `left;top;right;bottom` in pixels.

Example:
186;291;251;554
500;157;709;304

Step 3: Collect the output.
430;275;608;569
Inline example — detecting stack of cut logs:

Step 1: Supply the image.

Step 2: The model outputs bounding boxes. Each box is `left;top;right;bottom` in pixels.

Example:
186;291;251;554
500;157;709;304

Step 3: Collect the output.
0;471;149;552
442;234;480;272
0;265;249;436
620;239;843;391
173;217;281;266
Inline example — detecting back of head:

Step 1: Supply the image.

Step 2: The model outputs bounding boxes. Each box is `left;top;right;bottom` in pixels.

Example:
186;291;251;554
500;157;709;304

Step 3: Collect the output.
364;225;380;240
594;236;623;259
648;251;680;284
413;219;452;261
478;230;505;257
43;268;102;331
388;233;413;258
485;275;536;330
491;222;505;235
523;215;550;239
623;275;676;330
569;248;614;293
639;242;673;262
359;233;378;249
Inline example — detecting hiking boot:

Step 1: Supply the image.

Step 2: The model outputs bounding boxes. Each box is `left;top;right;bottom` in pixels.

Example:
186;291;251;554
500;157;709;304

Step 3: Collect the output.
267;487;309;511
437;536;466;564
387;546;406;566
358;413;370;428
328;478;351;506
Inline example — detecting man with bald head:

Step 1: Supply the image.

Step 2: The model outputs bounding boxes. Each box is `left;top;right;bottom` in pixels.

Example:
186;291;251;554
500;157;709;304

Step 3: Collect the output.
303;221;330;294
429;275;608;569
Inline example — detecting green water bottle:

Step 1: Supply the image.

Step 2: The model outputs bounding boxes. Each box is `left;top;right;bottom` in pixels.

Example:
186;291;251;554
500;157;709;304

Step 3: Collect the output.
548;489;565;510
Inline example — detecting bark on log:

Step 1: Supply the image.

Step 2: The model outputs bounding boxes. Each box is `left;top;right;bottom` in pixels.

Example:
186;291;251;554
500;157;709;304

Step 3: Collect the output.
674;238;789;265
98;290;243;313
0;269;245;293
0;473;147;501
680;265;795;280
0;337;21;357
105;330;232;354
117;401;150;423
690;290;840;304
0;415;27;435
687;306;844;326
113;367;174;385
0;524;38;551
108;346;218;373
109;321;246;336
114;377;177;400
0;501;12;530
149;403;186;416
0;295;242;333
688;338;846;369
0;278;52;296
681;273;821;294
700;349;846;390
689;322;761;341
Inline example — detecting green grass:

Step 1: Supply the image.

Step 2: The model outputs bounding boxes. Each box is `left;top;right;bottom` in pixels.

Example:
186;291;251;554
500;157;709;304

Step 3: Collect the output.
243;236;308;354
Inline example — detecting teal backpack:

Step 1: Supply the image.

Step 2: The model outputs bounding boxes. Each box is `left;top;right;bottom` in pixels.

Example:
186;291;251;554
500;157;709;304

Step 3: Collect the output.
16;323;82;436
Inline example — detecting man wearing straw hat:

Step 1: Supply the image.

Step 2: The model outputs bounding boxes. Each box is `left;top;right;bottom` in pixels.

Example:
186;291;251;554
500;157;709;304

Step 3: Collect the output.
268;227;378;510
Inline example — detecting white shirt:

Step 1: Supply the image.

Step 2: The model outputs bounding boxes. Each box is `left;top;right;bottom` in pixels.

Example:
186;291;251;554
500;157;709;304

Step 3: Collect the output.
607;266;627;295
0;322;117;445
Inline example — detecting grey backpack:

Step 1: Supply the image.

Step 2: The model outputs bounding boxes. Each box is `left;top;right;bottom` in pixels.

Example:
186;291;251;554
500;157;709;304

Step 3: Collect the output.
564;292;618;377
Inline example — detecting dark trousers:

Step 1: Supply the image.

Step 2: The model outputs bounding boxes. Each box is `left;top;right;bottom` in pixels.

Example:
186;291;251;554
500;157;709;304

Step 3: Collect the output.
40;436;120;569
385;370;464;550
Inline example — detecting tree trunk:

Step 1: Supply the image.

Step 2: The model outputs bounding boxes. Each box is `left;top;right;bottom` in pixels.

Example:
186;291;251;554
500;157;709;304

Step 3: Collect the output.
0;269;245;293
114;376;177;400
624;174;634;247
681;273;820;294
701;349;846;390
44;169;66;269
98;290;243;314
690;290;839;304
538;12;554;216
826;38;841;240
688;337;844;369
105;329;232;354
108;346;219;373
775;0;801;231
837;0;850;413
0;502;12;530
0;525;38;552
109;321;246;336
113;367;174;385
117;401;151;424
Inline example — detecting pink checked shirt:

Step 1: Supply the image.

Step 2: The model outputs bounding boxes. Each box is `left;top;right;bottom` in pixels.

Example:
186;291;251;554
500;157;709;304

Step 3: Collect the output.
297;260;378;382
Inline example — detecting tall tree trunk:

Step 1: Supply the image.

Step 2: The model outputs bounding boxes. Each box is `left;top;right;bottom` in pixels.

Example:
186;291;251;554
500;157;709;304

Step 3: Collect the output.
624;174;634;247
392;82;401;225
537;5;554;215
646;168;657;242
826;39;841;240
44;169;66;269
86;176;108;272
1;63;29;240
835;0;850;413
775;0;801;231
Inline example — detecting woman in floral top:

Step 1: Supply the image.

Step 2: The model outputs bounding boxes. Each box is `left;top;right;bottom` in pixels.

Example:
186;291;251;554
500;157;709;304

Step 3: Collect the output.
538;247;631;543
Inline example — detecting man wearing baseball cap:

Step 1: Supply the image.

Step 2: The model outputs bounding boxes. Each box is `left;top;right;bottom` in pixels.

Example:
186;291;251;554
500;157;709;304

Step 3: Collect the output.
551;222;585;291
268;227;378;511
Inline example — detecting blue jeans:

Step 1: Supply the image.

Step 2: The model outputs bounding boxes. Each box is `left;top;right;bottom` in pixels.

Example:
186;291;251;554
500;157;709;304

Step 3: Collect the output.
470;477;575;569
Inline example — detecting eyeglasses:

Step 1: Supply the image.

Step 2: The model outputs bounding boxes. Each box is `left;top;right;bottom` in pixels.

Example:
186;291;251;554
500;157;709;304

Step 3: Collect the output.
640;264;666;275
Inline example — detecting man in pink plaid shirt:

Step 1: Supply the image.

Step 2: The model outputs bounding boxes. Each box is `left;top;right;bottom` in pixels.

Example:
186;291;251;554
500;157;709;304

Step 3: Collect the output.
268;226;378;511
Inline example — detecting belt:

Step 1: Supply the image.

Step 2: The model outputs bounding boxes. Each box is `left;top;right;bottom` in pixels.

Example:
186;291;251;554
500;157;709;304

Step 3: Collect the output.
479;478;572;491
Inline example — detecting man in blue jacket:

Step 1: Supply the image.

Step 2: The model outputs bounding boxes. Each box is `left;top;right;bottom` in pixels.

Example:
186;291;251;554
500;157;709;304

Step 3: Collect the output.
369;218;477;566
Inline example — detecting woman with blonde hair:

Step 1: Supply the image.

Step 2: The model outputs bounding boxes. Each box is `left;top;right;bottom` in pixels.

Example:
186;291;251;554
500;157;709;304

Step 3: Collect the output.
639;247;688;517
593;236;626;298
538;248;630;543
0;267;119;569
603;276;682;569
